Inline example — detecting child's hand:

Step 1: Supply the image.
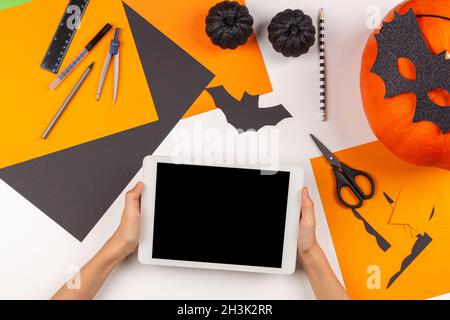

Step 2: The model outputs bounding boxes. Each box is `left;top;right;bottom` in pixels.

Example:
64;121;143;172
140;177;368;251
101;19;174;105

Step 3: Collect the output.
296;187;350;299
110;182;144;259
298;187;319;257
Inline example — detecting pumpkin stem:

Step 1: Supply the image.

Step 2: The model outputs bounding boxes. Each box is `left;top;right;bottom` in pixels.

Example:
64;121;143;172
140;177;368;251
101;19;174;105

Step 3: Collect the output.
289;25;299;35
225;16;235;26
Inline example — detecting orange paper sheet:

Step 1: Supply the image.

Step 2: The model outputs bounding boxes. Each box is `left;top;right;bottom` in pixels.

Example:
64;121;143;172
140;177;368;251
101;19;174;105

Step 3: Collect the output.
311;141;450;299
0;0;156;169
0;0;271;169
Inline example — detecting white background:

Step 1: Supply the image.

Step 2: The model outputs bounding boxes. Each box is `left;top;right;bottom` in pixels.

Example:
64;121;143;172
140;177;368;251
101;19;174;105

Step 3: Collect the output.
2;0;447;300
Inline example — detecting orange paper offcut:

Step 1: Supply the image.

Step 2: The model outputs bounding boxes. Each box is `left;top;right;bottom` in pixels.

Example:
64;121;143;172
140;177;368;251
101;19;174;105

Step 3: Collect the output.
310;141;450;299
390;186;437;233
0;0;271;169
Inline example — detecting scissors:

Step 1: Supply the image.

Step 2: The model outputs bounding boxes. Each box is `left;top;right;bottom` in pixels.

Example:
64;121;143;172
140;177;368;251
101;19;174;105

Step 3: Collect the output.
97;27;120;104
310;134;375;209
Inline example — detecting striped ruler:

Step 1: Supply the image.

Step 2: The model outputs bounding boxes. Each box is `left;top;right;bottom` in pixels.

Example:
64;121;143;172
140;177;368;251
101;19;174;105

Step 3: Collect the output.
318;8;326;121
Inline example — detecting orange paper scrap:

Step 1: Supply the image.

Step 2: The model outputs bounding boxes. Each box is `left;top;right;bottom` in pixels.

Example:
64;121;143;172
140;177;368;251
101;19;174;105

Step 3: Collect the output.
390;186;436;233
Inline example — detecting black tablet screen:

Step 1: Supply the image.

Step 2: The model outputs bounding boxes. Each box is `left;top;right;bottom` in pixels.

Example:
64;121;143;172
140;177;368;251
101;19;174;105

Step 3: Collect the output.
152;163;290;268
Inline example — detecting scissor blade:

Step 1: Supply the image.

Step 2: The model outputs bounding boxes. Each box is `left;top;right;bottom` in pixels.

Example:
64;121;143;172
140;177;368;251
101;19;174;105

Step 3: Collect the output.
310;134;341;168
97;52;112;101
113;52;119;104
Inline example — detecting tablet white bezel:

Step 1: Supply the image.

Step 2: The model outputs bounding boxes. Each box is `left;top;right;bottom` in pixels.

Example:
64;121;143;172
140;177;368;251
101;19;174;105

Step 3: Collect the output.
138;156;304;275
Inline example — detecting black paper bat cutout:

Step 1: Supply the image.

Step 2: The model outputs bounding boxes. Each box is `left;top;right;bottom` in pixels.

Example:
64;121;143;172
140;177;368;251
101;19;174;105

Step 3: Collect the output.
372;9;450;134
207;86;292;133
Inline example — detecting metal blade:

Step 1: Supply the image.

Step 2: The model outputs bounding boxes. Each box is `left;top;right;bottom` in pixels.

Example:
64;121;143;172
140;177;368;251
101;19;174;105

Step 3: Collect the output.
310;134;341;168
113;52;119;104
96;52;112;101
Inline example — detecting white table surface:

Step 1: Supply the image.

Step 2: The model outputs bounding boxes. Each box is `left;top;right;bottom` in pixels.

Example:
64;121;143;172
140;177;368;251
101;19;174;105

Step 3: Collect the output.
0;0;407;300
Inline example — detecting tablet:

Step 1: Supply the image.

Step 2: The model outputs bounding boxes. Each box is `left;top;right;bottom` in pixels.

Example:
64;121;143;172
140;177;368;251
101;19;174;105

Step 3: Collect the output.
139;156;304;274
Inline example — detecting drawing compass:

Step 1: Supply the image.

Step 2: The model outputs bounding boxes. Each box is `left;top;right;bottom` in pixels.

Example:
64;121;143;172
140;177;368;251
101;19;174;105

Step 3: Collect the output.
97;27;120;104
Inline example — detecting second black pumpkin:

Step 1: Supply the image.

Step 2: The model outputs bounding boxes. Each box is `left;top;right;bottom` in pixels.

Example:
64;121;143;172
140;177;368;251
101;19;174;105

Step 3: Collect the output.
268;9;316;57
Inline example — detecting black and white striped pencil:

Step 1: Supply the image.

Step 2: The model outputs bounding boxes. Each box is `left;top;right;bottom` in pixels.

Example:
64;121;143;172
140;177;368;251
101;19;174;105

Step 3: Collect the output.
318;8;327;121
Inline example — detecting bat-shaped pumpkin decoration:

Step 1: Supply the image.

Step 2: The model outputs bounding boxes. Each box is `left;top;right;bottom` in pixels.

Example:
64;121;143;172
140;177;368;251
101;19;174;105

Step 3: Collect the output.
361;0;450;171
371;9;450;134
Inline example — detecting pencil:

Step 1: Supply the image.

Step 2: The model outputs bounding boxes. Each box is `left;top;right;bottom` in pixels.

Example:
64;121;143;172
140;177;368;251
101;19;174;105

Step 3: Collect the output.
49;24;111;90
42;63;94;139
318;8;327;121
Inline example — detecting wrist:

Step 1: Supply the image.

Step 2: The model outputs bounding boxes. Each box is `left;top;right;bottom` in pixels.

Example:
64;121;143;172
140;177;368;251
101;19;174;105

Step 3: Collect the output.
103;234;132;264
298;242;322;267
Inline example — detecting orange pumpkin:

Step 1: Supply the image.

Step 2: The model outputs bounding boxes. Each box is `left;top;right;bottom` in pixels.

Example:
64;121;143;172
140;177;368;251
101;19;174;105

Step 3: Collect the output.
360;0;450;170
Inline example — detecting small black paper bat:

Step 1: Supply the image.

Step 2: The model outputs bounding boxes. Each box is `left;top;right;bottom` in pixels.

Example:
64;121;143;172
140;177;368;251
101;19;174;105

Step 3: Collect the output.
207;86;292;133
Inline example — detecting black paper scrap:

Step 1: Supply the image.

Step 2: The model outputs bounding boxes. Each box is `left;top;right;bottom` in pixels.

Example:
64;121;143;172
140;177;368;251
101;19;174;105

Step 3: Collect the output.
383;191;395;205
387;232;432;288
352;208;391;252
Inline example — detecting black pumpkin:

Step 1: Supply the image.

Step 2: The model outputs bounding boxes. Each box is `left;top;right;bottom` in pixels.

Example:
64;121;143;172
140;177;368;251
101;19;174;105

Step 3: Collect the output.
205;1;254;49
268;9;316;57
